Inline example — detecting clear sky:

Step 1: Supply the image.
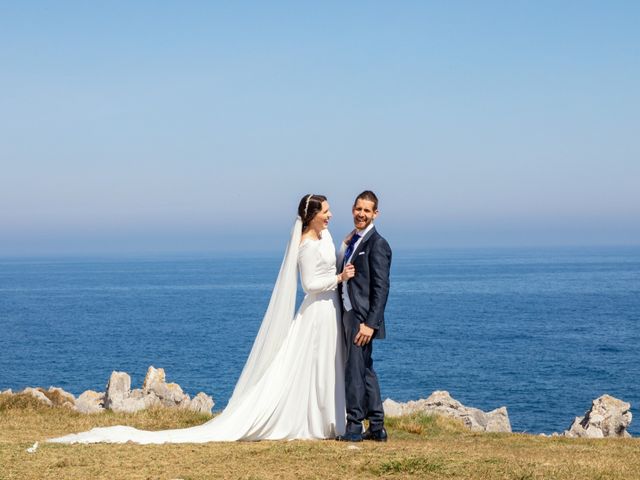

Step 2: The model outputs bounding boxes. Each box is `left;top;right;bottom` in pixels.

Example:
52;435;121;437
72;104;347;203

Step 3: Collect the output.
1;1;639;255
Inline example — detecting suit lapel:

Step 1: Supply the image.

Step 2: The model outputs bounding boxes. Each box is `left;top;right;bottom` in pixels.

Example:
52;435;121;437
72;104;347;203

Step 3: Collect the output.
351;226;376;260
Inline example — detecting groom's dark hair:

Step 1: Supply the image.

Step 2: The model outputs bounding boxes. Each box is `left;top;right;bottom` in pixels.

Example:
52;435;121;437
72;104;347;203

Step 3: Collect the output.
354;190;378;210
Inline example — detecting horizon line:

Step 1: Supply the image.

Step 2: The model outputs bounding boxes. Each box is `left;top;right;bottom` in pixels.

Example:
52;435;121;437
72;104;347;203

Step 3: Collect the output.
1;243;639;261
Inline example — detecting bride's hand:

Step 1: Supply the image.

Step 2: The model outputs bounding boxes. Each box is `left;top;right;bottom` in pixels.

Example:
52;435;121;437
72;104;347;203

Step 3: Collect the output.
339;264;356;283
343;230;356;245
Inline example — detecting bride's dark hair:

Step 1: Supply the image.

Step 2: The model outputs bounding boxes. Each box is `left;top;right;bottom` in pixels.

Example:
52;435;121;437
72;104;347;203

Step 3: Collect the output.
298;194;327;230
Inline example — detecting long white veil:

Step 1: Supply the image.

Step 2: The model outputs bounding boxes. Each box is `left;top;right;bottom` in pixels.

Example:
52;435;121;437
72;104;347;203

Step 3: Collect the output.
225;216;302;407
47;216;306;444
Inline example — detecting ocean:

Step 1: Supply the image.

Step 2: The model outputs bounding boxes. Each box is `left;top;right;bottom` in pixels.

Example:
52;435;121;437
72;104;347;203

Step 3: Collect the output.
1;246;639;435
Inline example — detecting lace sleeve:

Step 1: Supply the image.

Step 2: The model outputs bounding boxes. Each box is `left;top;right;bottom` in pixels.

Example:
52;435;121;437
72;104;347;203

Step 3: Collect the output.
298;242;338;294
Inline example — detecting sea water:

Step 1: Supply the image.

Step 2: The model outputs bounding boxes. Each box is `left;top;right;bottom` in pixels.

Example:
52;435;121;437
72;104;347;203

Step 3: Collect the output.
1;246;638;435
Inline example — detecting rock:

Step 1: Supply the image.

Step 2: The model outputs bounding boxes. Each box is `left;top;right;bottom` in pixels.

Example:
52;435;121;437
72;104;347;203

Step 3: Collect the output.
142;366;166;392
185;392;215;414
103;367;194;413
383;390;512;433
381;398;404;417
75;390;105;414
112;396;148;413
104;371;132;411
21;387;53;406
142;366;189;406
564;394;632;438
46;387;76;408
13;366;215;415
131;388;162;409
159;383;189;406
485;407;511;433
107;386;152;414
142;366;165;389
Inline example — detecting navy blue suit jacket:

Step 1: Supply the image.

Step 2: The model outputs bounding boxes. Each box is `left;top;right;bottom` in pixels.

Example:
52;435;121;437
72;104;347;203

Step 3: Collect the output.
338;227;392;339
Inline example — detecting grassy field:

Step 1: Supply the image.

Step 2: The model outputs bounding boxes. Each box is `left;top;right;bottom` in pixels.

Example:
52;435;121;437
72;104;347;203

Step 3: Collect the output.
1;392;639;479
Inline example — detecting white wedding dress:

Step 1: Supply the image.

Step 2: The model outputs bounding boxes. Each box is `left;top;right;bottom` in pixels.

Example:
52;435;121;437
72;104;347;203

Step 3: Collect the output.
48;220;346;444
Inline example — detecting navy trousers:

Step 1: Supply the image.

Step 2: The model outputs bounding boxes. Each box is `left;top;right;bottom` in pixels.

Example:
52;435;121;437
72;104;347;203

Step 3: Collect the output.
342;310;385;434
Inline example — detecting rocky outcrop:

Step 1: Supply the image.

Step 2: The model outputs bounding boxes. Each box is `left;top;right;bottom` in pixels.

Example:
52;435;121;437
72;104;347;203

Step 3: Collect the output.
5;366;214;415
564;394;632;438
103;367;214;414
383;390;512;433
14;387;76;408
104;371;156;413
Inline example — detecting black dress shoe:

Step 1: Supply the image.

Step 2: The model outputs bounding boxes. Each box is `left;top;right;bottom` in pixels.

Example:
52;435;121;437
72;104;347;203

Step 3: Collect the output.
362;427;388;442
335;432;363;442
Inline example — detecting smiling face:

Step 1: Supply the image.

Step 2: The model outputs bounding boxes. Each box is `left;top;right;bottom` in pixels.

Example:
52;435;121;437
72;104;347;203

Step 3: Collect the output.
308;200;332;231
352;198;377;231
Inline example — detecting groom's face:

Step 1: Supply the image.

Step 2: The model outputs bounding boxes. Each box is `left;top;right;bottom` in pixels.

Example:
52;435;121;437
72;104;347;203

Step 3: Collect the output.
352;199;378;231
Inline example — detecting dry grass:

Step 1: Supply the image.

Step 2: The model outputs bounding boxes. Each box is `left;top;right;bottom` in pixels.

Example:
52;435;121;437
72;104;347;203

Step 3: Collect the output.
1;393;639;479
36;388;72;407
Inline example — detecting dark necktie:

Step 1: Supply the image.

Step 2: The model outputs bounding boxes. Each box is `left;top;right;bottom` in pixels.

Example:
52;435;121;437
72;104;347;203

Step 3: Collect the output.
343;233;361;266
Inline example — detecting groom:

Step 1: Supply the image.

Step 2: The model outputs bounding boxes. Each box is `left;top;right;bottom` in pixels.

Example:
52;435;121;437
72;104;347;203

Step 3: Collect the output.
337;190;392;442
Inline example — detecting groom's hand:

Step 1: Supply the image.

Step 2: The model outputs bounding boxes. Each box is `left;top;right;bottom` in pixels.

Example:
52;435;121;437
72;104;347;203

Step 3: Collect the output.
354;323;374;346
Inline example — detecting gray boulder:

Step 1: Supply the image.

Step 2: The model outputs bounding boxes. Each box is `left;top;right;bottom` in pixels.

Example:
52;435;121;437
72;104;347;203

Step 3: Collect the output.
11;366;215;415
185;392;215;414
104;371;149;413
383;390;512;433
142;365;165;392
564;394;632;438
131;387;163;409
75;390;105;414
116;397;149;413
142;366;189;407
104;371;131;408
102;366;211;413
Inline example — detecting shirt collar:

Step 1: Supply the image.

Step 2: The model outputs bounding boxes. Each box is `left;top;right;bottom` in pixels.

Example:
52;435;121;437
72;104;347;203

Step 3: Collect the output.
356;223;374;238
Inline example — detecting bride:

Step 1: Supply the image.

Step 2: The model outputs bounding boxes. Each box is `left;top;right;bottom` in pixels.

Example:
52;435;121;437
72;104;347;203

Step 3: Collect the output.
48;194;354;444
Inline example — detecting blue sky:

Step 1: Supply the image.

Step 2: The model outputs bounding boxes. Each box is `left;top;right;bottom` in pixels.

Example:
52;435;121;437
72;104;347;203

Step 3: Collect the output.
1;1;639;254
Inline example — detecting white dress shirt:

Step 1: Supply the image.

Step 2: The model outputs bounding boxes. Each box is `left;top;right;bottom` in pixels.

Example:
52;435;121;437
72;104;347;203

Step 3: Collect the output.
341;223;374;312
